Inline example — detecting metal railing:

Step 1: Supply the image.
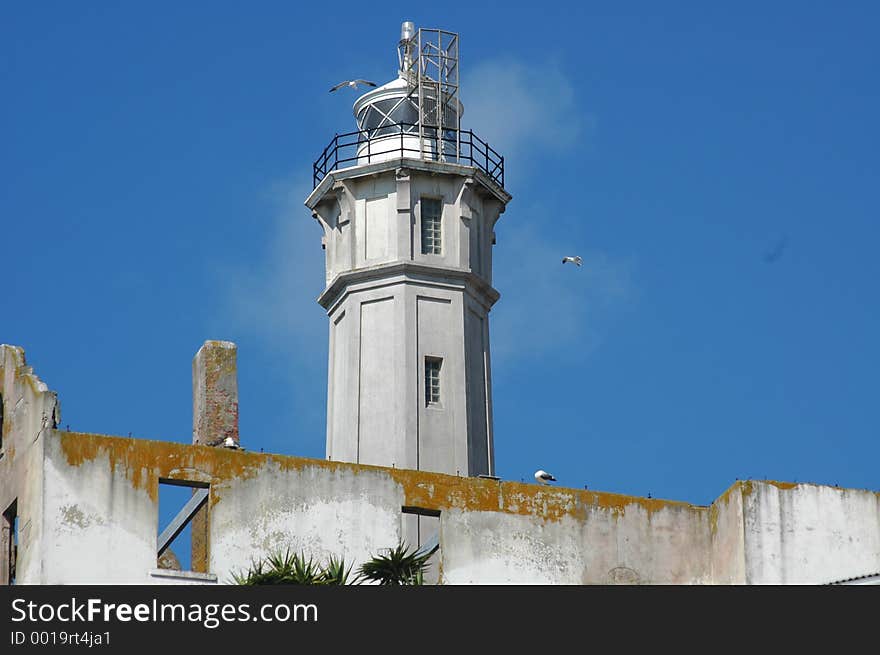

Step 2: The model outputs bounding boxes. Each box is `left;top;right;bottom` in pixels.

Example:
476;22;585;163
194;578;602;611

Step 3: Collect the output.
312;123;504;189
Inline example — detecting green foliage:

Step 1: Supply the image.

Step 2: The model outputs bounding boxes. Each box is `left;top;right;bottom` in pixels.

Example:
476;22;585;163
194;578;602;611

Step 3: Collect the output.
232;541;432;586
356;542;431;586
322;554;354;585
231;548;352;585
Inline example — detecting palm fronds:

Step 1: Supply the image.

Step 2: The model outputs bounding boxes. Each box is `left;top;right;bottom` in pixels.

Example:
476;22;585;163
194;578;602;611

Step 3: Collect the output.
232;541;433;586
232;548;341;585
357;542;431;585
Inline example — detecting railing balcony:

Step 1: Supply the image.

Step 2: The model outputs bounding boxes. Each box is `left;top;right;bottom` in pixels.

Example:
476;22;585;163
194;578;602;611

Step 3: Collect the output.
312;123;504;189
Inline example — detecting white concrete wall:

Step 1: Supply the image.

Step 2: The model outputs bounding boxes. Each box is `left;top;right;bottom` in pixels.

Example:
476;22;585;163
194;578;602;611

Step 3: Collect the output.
0;344;60;585
210;462;403;582
41;434;157;584
358;295;404;467
416;293;464;474
10;426;880;585
709;485;746;584
463;299;491;475
440;501;713;585
741;481;880;584
327;284;413;469
326;308;353;461
319;168;500;285
324;271;493;476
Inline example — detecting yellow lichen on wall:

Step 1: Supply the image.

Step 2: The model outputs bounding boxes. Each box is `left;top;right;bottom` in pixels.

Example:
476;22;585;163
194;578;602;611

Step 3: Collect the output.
370;466;703;522
59;432;163;501
57;431;708;524
764;480;799;491
58;432;293;502
708;481;745;537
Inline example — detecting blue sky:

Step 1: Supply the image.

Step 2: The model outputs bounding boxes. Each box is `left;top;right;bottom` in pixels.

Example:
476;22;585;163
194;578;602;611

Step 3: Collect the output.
3;2;878;507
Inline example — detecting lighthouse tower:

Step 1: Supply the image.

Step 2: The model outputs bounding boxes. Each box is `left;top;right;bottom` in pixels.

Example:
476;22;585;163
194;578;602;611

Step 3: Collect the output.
305;22;510;478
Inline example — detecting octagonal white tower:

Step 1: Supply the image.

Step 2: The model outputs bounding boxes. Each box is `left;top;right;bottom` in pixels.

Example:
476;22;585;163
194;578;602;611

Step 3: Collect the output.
305;22;510;478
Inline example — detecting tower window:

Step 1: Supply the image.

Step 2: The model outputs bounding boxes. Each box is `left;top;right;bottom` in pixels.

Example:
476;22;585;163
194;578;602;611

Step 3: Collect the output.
425;357;442;406
421;198;442;255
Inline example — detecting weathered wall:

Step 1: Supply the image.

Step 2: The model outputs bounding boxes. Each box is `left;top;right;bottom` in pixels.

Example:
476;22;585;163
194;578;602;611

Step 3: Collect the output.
14;428;880;584
741;480;880;584
440;496;712;584
0;345;60;584
4;363;878;585
39;432;407;584
192;340;239;447
33;431;716;584
42;433;157;584
708;483;746;584
209;460;404;580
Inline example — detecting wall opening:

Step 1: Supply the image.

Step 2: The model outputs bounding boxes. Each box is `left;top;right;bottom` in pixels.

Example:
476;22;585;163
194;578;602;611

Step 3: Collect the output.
402;506;441;584
2;500;18;585
0;391;5;454
157;479;209;574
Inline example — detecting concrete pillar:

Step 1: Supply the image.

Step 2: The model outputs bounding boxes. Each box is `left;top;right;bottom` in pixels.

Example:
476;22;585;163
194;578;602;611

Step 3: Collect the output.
192;341;239;447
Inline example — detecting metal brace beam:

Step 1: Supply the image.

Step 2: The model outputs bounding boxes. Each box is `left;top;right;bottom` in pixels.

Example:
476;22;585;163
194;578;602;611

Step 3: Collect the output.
415;531;439;559
157;487;209;556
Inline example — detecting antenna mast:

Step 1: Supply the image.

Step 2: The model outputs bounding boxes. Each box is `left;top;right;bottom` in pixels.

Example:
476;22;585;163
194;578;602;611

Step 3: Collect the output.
398;23;461;161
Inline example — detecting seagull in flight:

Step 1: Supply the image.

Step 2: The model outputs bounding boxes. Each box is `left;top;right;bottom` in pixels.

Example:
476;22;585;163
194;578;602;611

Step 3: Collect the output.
534;470;557;485
562;256;582;266
763;236;788;264
329;79;377;92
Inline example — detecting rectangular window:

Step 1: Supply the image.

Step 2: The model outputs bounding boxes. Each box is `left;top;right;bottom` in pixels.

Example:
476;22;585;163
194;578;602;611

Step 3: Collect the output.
425;357;442;406
421;198;442;255
401;506;441;585
157;479;209;574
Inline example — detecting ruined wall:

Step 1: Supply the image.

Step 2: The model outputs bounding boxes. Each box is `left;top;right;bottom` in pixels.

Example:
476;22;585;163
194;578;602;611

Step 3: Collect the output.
12;427;880;585
35;430;713;584
0;345;60;585
42;433;157;584
192;341;239;447
40;432;405;584
708;483;747;584
4;342;879;585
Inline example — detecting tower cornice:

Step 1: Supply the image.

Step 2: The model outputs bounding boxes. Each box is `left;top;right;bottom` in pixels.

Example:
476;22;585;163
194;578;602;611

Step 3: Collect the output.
317;261;500;314
305;157;511;211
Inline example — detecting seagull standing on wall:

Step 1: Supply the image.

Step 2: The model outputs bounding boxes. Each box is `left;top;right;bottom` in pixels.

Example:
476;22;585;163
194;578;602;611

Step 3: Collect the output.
562;256;582;266
535;470;557;485
329;79;377;92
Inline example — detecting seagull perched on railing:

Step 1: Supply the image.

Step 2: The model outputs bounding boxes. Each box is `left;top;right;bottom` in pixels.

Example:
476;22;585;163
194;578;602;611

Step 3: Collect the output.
329;79;377;92
562;255;582;266
535;470;557;485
